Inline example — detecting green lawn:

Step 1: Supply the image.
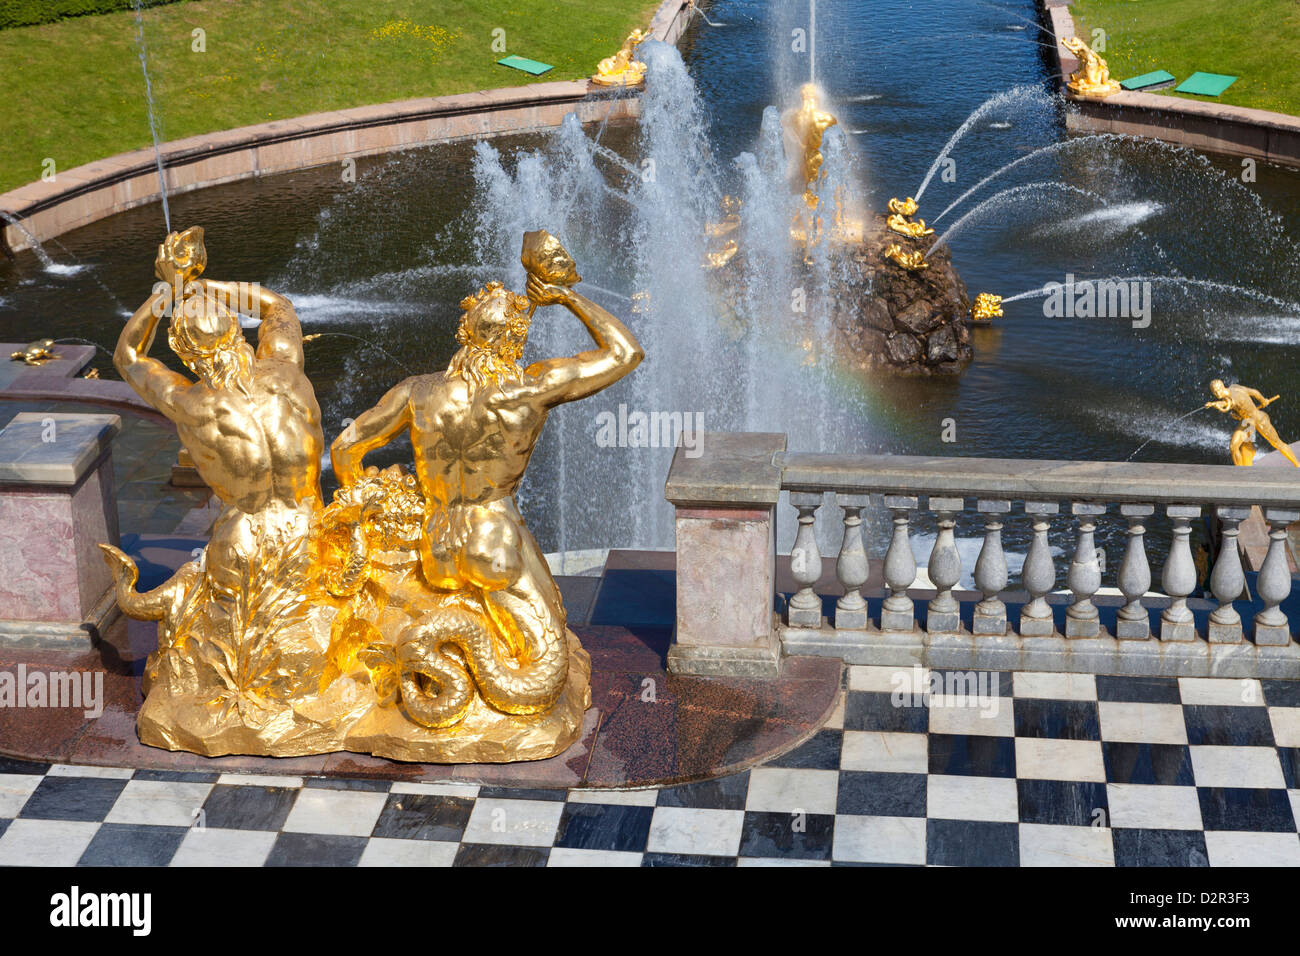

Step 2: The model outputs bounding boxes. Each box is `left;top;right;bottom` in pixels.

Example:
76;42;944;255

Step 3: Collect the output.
0;0;661;194
1073;0;1300;115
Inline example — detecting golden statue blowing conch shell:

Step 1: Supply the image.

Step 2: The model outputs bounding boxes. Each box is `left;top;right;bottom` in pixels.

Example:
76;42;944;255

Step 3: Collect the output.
1060;36;1121;98
100;226;643;762
1205;379;1300;468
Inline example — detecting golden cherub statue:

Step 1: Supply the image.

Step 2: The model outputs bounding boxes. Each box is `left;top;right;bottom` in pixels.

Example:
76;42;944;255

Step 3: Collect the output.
100;227;643;762
886;196;933;238
1061;36;1121;97
1205;379;1300;467
783;83;839;209
884;243;928;272
9;338;58;365
592;28;648;86
972;293;1003;322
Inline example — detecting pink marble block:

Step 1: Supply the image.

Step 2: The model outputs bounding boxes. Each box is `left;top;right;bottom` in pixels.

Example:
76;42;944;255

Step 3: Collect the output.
674;507;776;651
0;413;121;647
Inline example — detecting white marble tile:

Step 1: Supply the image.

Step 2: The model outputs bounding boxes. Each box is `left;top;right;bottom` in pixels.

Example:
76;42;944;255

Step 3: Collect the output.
281;788;388;838
567;788;659;806
1189;746;1285;789
736;856;831;867
104;780;214;828
927;696;1013;737
646;806;744;857
1106;784;1203;830
1097;701;1189;745
840;731;928;774
832;814;926;865
1268;708;1300;748
0;773;42;818
1013;672;1097;701
1015;738;1106;782
216;773;304;789
1179;678;1262;707
358;838;459;867
0;819;99;866
547;847;644;867
46;764;136;779
169;828;277;867
927;774;1018;822
745;768;838;815
823;693;846;731
1019;823;1114;866
1204;831;1300;867
849;664;928;694
389;781;479;799
461;798;564;847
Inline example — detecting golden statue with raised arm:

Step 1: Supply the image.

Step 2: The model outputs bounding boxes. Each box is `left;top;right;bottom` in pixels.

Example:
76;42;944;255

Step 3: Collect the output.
1206;379;1300;467
783;83;839;208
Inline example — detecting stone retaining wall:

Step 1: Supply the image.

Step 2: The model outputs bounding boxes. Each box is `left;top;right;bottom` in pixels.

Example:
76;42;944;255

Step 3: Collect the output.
0;0;699;254
1039;0;1300;167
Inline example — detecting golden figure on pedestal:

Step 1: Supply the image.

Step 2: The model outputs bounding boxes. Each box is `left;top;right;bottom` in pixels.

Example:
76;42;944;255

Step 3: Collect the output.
1205;379;1300;467
10;338;58;365
972;293;1003;322
101;227;642;762
884;243;928;272
1061;36;1122;98
783;83;839;209
592;28;648;86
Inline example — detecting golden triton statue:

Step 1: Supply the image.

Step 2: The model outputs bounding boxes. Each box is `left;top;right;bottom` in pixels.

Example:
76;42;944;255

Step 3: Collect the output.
592;28;648;86
1205;379;1300;467
1060;36;1121;98
884;243;928;272
10;338;58;365
783;83;839;209
972;293;1003;322
100;227;642;762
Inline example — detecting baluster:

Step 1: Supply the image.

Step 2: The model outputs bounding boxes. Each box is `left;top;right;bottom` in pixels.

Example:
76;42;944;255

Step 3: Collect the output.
1116;504;1154;639
927;497;964;634
1065;502;1106;638
834;494;870;630
1208;505;1249;643
787;492;824;628
1159;505;1201;642
973;499;1010;636
1020;500;1059;637
1254;507;1299;646
880;495;919;632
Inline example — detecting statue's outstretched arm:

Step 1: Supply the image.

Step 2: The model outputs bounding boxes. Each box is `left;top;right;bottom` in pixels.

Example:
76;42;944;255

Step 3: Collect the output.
519;284;644;407
115;290;193;421
330;376;416;486
195;279;303;368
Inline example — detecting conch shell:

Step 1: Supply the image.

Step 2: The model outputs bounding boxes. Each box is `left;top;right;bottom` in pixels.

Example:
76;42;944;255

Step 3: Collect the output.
521;230;581;286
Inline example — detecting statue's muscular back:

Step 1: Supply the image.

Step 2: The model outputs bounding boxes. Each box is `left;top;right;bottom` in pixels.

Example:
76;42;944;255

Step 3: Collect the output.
407;372;547;509
177;357;324;514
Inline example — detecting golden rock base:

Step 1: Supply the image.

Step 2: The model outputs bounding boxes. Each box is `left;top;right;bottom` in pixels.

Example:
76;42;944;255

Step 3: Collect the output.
138;630;592;763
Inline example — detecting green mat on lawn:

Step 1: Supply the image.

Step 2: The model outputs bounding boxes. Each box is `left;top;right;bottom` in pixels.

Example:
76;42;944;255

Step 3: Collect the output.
1121;69;1176;91
497;55;553;76
1175;72;1238;96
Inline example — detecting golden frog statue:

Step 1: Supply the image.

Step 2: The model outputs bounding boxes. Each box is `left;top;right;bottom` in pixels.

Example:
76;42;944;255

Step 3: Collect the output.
972;293;1003;322
1061;36;1121;97
9;338;58;365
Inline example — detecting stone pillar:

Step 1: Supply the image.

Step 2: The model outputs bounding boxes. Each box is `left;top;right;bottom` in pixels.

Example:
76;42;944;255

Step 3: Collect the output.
0;412;121;647
666;432;787;678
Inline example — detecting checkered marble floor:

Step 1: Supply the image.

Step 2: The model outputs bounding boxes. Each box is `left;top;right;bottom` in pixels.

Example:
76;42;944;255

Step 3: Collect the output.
4;667;1300;866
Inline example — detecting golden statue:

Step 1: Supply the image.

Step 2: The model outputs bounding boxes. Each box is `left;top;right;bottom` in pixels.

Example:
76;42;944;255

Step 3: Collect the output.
783;83;839;208
10;338;58;365
888;197;920;219
100;227;642;762
885;196;933;238
1205;379;1300;467
972;293;1003;322
884;243;928;272
592;28;648;86
1061;36;1121;97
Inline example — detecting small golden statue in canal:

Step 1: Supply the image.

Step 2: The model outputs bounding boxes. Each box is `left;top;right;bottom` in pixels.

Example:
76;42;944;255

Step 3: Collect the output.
884;243;928;272
592;27;648;86
100;226;642;762
886;196;933;238
9;338;58;365
783;83;839;208
1205;379;1300;467
972;293;1003;322
1061;36;1121;98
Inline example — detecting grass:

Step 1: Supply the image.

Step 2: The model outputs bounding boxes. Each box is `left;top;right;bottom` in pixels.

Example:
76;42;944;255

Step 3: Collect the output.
0;0;662;194
1073;0;1300;115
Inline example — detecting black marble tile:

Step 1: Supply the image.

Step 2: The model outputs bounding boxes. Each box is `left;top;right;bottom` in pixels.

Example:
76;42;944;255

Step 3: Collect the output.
932;669;1013;698
1197;788;1296;832
1182;705;1275;747
0;819;7;839
0;757;50;775
1102;743;1196;786
78;824;188;866
1095;676;1181;704
554;803;653;853
1111;828;1210;867
738;811;833;860
200;784;300;832
928;733;1017;778
1013;698;1101;740
372;793;475;842
266;833;368;866
926;818;1019;866
1016;779;1109;827
132;769;221;783
765;730;842;771
844;691;929;734
18;776;128;822
476;786;567;802
656;771;750;810
454;843;550;867
303;777;392;792
836;771;927;817
642;852;735;867
1262;680;1300;709
1277;747;1300;789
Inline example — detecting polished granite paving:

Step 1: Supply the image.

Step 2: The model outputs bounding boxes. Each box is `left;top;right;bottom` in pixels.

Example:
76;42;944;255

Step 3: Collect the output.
3;668;1300;866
